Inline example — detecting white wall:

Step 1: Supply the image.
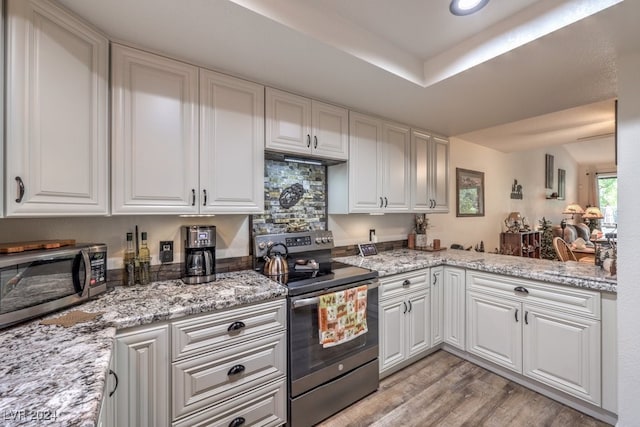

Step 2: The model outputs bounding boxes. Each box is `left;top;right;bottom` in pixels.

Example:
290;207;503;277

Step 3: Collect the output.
507;145;580;227
0;215;250;270
616;51;640;427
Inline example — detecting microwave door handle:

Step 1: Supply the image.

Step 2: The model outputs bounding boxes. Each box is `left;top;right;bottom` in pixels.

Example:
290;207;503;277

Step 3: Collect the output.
73;250;92;298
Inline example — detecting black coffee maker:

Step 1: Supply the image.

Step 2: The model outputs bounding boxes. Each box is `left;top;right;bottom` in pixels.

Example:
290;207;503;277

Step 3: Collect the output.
182;225;216;284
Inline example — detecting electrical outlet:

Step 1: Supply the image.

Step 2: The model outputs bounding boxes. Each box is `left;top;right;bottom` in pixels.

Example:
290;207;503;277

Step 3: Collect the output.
159;241;174;263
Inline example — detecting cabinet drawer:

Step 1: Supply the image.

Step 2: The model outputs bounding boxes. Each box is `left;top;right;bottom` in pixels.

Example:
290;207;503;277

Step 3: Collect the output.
466;271;600;319
172;332;286;420
172;299;286;361
172;379;286;427
380;269;429;299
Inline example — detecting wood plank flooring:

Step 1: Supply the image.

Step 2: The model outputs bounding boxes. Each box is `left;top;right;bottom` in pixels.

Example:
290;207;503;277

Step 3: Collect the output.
318;350;611;427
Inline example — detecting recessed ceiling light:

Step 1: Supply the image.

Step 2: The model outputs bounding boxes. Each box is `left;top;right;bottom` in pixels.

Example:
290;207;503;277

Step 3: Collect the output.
450;0;490;16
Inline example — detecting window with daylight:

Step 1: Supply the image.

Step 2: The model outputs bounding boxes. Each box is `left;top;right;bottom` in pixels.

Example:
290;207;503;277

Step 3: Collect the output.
597;174;617;233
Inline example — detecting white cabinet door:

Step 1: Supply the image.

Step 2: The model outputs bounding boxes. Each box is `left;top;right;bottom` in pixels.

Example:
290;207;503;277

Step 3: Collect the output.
311;100;349;160
379;296;406;372
6;0;108;216
98;355;116;427
111;44;199;214
348;112;382;212
430;136;450;212
430;267;444;346
199;70;264;214
410;129;449;213
443;267;466;350
265;88;312;156
467;292;522;373
265;88;348;161
406;289;431;357
381;121;411;212
523;305;601;405
115;324;170;427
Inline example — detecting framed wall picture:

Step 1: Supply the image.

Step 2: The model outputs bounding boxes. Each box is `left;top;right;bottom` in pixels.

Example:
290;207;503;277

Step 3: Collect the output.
456;168;485;217
545;154;554;189
558;168;566;200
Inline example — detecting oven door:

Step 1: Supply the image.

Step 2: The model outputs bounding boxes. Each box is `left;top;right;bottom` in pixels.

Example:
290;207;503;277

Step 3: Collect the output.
288;279;379;397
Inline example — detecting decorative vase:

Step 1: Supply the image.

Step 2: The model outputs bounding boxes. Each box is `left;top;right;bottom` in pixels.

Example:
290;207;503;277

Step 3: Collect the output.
416;234;427;249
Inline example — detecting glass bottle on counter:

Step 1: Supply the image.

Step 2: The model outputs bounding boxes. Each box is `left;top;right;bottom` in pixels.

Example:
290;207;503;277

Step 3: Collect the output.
138;232;151;285
123;232;136;286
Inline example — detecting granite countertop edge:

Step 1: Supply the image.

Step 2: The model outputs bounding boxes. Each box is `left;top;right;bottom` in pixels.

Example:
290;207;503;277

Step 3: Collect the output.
0;270;287;427
335;249;617;293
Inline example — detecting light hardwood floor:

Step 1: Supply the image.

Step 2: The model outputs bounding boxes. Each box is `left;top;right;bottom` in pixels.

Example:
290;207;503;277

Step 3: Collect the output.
318;350;610;427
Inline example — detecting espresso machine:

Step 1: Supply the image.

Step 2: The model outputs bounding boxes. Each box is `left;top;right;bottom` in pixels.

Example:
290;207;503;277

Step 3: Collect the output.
182;225;216;284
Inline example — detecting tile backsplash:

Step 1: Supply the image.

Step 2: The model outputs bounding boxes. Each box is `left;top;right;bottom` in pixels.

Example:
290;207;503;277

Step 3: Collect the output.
252;159;327;234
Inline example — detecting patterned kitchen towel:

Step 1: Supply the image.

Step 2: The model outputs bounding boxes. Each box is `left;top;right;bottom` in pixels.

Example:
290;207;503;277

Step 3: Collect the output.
318;285;368;348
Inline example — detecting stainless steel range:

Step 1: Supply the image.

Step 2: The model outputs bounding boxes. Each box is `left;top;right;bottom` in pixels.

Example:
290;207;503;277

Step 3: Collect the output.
254;230;379;427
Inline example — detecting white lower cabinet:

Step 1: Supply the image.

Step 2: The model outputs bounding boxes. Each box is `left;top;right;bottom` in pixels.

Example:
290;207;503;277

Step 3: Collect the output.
379;269;431;376
465;271;601;406
115;324;171;427
430;266;444;346
110;300;287;426
443;267;466;350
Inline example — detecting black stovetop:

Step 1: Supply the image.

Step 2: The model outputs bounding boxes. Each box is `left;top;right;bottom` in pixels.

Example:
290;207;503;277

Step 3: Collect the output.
258;260;377;297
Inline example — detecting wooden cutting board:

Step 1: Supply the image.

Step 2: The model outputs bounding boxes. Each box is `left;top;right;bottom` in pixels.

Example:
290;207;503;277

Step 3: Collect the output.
0;239;76;254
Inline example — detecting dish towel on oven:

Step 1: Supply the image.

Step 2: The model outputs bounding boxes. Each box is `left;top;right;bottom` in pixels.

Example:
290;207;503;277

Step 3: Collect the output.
318;285;368;348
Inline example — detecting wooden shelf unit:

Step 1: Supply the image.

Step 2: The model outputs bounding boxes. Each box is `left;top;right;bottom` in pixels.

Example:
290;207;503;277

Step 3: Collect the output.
500;231;541;259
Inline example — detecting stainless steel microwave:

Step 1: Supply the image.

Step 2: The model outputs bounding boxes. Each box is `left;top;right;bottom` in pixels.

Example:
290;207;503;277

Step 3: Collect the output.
0;243;108;329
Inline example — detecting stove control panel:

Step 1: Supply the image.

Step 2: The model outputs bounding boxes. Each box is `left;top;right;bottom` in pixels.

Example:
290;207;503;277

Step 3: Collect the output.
253;230;334;258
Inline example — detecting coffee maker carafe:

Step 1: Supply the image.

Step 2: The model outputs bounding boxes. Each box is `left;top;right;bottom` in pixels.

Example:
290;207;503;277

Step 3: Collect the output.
182;225;216;284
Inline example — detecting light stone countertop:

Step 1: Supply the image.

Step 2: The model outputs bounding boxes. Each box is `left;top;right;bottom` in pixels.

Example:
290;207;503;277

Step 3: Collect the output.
335;249;616;293
0;271;286;427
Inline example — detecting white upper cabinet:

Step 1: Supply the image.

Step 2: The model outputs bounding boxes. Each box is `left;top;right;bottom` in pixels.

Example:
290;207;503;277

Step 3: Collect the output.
111;44;199;215
381;121;411;211
5;0;109;216
328;112;409;214
411;129;449;213
112;45;264;215
199;70;264;214
266;88;348;161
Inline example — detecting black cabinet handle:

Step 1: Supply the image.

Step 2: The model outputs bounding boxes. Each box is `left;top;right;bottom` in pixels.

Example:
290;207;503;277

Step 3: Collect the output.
403;302;407;314
384;197;388;207
108;369;119;397
379;197;384;208
227;364;246;376
15;177;25;203
203;189;207;206
525;311;529;325
433;274;437;285
402;279;410;287
314;135;318;149
307;134;311;148
514;286;529;294
229;417;246;427
191;189;196;206
227;321;246;332
515;308;519;322
407;300;412;312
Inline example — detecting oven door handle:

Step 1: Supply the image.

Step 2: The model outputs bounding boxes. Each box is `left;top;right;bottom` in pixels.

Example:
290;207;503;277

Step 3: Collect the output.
291;279;379;309
292;296;320;309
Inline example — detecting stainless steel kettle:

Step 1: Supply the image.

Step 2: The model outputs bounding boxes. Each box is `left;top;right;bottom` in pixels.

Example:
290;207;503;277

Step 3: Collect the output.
263;243;289;280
